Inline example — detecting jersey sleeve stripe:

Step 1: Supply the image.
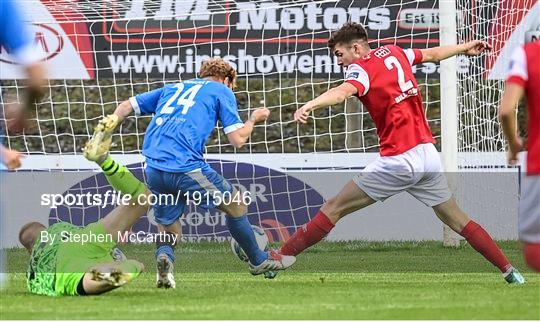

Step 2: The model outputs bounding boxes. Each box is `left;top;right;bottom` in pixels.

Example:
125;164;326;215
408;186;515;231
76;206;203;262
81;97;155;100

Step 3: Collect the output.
506;76;527;87
129;97;141;115
404;48;416;65
223;122;244;134
345;79;367;97
412;49;423;65
403;48;423;66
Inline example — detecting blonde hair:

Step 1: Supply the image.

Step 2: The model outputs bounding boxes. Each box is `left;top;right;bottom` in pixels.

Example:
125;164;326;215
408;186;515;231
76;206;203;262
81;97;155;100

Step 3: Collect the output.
198;58;237;90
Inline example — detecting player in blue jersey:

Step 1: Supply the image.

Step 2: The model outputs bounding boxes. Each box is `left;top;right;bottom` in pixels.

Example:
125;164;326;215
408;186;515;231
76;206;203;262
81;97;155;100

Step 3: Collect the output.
1;0;47;289
84;58;295;288
1;0;47;162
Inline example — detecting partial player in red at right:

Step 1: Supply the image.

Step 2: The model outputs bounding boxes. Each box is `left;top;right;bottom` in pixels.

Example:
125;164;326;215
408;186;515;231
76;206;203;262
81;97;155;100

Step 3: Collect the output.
499;29;540;272
281;22;525;284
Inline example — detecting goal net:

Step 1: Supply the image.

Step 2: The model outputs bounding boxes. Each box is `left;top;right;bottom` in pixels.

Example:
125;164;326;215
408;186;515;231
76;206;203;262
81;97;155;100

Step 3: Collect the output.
0;0;535;244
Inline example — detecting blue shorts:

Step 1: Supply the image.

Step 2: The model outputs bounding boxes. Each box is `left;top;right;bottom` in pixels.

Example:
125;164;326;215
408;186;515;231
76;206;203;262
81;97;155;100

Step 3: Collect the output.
145;164;234;226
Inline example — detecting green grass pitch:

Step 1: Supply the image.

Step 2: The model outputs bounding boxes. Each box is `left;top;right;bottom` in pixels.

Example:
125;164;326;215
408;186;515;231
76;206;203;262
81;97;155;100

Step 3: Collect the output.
1;241;539;319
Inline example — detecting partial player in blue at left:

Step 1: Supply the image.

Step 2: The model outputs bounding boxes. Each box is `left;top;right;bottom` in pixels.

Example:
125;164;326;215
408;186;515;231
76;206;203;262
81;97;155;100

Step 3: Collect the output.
83;58;296;288
1;0;47;288
1;0;47;158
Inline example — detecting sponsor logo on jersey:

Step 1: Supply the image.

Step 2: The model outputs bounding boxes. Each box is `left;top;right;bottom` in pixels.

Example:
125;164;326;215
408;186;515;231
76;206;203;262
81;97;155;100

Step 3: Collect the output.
346;71;360;80
395;87;419;104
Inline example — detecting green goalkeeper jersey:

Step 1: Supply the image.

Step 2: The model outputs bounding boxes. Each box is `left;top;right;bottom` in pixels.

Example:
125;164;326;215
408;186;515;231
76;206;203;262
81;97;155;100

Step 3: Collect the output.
26;222;79;296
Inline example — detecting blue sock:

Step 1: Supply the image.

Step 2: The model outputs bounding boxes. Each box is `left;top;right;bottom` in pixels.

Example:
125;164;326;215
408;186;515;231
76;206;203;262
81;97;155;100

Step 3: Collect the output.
156;245;175;262
226;215;268;265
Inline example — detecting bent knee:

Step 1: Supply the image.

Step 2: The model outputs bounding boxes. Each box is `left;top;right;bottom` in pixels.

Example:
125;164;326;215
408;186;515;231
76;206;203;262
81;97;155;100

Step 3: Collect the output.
231;203;247;217
223;202;247;218
130;190;152;209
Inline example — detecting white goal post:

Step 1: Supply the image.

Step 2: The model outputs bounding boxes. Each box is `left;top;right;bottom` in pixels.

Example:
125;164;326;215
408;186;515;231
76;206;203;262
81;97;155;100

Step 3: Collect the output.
439;0;460;247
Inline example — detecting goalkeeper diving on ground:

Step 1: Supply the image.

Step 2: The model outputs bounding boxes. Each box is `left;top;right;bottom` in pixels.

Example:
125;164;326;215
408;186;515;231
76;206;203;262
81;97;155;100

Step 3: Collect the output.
19;154;149;296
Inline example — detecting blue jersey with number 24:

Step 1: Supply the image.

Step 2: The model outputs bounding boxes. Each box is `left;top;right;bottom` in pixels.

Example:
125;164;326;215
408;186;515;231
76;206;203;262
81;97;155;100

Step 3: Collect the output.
131;79;243;172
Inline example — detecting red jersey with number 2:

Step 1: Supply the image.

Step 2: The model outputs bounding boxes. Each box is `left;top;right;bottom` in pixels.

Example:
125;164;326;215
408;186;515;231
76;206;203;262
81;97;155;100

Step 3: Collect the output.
345;45;435;156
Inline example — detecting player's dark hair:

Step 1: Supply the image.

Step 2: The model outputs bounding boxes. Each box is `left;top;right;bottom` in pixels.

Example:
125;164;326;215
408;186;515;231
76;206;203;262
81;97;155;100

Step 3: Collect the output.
199;57;238;90
19;222;45;252
328;22;369;49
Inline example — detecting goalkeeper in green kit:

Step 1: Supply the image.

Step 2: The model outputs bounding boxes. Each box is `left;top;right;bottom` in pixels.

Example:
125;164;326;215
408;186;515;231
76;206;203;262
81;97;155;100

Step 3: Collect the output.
18;117;150;296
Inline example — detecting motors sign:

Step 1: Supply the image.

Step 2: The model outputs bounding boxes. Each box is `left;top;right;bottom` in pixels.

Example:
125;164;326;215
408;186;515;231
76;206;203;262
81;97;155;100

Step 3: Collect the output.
93;0;442;79
102;1;403;43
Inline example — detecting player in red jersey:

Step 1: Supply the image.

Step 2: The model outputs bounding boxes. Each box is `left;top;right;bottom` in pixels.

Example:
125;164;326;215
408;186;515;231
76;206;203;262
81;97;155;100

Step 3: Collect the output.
500;35;540;272
281;22;524;284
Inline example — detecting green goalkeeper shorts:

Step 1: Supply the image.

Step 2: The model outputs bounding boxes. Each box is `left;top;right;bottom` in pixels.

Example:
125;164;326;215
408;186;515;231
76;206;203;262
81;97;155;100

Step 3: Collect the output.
54;220;116;296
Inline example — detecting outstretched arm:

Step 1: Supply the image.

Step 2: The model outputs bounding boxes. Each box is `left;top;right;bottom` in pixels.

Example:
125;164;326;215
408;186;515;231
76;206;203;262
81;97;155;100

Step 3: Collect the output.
420;40;491;63
109;87;165;126
112;100;135;123
1;0;48;112
93;92;157;138
499;83;525;165
499;45;529;165
294;82;358;124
